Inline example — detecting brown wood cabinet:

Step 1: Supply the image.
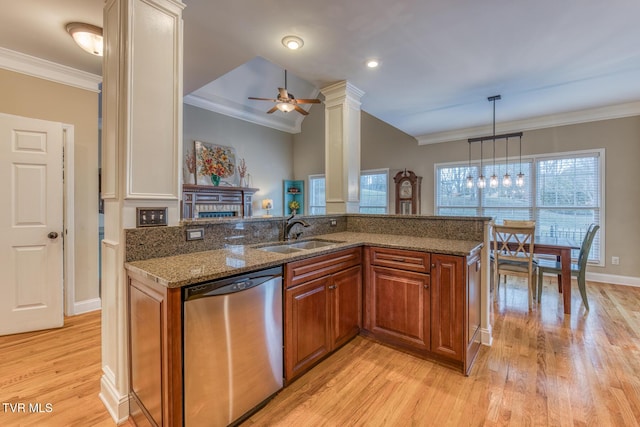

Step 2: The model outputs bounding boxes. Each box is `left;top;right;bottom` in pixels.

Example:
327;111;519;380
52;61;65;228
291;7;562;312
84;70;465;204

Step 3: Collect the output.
364;246;482;375
284;248;362;382
366;265;430;352
128;270;183;427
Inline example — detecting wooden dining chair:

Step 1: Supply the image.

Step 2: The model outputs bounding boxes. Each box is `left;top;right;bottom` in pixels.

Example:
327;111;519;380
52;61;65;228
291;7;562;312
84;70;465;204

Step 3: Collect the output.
492;223;537;309
537;224;600;310
503;220;536;227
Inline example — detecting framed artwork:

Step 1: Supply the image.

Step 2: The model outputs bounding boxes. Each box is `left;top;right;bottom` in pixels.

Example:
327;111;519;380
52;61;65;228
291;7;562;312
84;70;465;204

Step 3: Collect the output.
194;141;238;186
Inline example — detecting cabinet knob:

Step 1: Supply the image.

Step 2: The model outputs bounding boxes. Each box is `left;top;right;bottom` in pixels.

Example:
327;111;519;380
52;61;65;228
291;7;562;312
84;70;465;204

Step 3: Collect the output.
424;284;429;289
328;285;337;290
431;264;435;269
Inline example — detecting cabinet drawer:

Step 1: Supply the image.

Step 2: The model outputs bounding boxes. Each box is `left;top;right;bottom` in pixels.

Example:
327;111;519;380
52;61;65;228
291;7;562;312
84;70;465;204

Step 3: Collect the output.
285;248;362;289
369;247;430;274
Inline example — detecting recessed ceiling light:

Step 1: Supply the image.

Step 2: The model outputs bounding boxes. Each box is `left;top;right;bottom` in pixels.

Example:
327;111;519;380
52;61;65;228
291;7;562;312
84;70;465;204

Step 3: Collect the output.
366;59;379;68
282;35;304;50
66;22;103;56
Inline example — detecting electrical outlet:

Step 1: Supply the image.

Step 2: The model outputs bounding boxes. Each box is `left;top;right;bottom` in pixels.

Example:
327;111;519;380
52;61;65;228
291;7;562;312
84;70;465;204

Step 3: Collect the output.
329;219;337;227
611;256;620;265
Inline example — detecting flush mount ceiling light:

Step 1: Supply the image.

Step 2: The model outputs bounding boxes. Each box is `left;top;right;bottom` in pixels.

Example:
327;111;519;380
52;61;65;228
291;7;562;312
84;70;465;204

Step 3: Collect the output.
281;35;304;50
366;59;379;68
66;22;103;56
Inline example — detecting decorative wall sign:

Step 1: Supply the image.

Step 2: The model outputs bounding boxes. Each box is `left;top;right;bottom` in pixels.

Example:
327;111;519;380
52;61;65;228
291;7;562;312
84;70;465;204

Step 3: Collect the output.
194;141;237;186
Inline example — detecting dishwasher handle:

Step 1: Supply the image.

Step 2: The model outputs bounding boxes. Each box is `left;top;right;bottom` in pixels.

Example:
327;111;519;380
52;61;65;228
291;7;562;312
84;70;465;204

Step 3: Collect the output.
184;266;282;301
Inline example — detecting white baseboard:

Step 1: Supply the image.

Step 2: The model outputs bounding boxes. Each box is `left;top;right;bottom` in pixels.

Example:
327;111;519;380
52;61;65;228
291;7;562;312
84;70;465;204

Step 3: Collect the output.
72;298;102;315
99;373;130;424
586;272;640;287
480;327;493;347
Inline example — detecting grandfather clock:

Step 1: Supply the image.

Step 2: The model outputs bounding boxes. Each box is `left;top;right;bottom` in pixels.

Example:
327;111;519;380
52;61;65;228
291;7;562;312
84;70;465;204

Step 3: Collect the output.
393;169;422;215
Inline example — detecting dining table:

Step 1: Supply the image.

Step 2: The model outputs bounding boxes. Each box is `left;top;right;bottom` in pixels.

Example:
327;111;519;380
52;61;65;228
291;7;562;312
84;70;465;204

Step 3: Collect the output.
497;234;580;314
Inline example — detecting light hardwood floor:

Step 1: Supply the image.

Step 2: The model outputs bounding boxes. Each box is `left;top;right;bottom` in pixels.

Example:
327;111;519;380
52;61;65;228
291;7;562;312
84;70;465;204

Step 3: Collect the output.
1;278;639;426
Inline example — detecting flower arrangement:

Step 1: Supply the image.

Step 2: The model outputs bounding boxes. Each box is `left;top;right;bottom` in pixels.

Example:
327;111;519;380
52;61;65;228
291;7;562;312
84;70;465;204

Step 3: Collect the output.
289;200;300;211
197;145;235;180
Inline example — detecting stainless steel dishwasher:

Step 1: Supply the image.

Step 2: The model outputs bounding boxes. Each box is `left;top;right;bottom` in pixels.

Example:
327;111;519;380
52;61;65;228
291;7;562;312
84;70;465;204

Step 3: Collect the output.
183;266;283;426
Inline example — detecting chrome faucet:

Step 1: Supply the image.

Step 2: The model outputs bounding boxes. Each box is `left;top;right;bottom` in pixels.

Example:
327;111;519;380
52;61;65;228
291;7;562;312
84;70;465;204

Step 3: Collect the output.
284;213;310;241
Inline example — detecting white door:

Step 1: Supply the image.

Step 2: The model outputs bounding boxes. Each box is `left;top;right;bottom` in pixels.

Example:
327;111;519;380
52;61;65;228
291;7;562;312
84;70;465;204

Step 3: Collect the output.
0;113;64;335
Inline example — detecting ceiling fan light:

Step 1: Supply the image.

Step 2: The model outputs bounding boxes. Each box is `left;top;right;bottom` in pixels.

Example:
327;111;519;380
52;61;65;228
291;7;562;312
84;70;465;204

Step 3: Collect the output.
282;35;304;50
276;102;295;113
66;22;103;56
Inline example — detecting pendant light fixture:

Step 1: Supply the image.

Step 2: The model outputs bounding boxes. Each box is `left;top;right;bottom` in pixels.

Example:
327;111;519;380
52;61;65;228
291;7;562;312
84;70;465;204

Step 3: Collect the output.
477;140;486;189
466;142;474;188
489;96;499;188
467;94;524;191
503;136;512;187
516;134;525;187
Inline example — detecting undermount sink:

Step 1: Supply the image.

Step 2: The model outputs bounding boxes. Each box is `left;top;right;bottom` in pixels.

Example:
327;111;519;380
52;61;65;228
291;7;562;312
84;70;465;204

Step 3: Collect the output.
258;245;305;254
288;239;340;250
257;239;342;254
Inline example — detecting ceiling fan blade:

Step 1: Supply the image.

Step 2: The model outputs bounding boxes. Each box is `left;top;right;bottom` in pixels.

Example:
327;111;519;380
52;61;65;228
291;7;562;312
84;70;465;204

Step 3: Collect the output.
248;97;279;102
266;106;279;114
293;105;309;115
295;99;322;104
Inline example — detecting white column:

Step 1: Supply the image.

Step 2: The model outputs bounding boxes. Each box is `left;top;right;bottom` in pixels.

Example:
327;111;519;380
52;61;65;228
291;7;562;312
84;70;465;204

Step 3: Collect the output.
320;81;364;214
100;0;184;422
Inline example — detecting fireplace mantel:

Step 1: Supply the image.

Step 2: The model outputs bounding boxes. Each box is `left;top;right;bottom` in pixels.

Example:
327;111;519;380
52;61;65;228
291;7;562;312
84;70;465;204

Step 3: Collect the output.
182;185;259;219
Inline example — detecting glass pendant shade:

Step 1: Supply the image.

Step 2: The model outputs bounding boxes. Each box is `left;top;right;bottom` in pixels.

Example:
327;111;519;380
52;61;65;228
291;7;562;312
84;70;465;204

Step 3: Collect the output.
489;174;498;188
503;172;512;187
477;175;486;188
516;172;525;187
466;175;474;188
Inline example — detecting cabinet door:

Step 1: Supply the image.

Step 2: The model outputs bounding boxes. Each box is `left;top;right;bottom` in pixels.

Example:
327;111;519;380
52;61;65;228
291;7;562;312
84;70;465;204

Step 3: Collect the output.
368;265;430;351
431;254;465;361
331;265;362;349
284;276;331;381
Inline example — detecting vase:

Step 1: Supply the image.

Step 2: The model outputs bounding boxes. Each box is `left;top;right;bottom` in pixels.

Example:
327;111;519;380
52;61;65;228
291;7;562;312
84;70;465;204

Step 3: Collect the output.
210;174;220;186
239;176;246;188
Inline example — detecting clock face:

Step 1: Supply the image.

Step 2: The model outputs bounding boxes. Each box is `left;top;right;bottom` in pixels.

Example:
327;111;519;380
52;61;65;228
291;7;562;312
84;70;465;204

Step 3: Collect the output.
400;180;412;198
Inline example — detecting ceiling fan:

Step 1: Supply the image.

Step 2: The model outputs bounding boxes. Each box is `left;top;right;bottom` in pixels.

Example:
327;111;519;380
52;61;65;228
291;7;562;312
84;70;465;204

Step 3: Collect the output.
248;70;321;115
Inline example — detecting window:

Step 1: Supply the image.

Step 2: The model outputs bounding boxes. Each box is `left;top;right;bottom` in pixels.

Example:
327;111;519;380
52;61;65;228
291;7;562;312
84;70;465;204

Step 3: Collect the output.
308;174;326;215
435;150;603;264
360;169;388;214
308;169;389;215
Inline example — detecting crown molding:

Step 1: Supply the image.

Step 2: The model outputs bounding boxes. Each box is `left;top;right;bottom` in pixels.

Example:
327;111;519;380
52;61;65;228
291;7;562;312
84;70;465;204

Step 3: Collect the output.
416;101;640;145
0;47;102;93
184;93;306;134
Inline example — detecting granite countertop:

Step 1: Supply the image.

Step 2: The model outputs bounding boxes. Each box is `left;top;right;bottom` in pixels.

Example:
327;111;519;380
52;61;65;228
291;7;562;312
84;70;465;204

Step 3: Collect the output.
124;231;483;289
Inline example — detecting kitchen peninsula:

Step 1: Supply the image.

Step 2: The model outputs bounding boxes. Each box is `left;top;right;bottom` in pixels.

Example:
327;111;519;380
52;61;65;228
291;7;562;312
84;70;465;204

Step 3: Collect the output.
124;214;491;427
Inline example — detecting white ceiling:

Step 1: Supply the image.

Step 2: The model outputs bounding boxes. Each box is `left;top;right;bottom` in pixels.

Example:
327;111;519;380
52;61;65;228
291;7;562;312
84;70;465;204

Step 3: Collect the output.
3;0;640;143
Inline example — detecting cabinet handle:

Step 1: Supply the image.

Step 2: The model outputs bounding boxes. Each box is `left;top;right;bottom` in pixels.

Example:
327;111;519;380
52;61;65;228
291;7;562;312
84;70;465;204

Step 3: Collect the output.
328;285;337;290
391;257;405;263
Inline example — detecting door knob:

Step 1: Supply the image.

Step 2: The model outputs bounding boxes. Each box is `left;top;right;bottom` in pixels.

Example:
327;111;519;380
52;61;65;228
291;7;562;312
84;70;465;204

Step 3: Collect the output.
48;231;59;239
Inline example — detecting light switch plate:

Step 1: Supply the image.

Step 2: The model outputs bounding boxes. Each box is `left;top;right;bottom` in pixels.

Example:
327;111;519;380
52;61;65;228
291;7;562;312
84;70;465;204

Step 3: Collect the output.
136;208;168;227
